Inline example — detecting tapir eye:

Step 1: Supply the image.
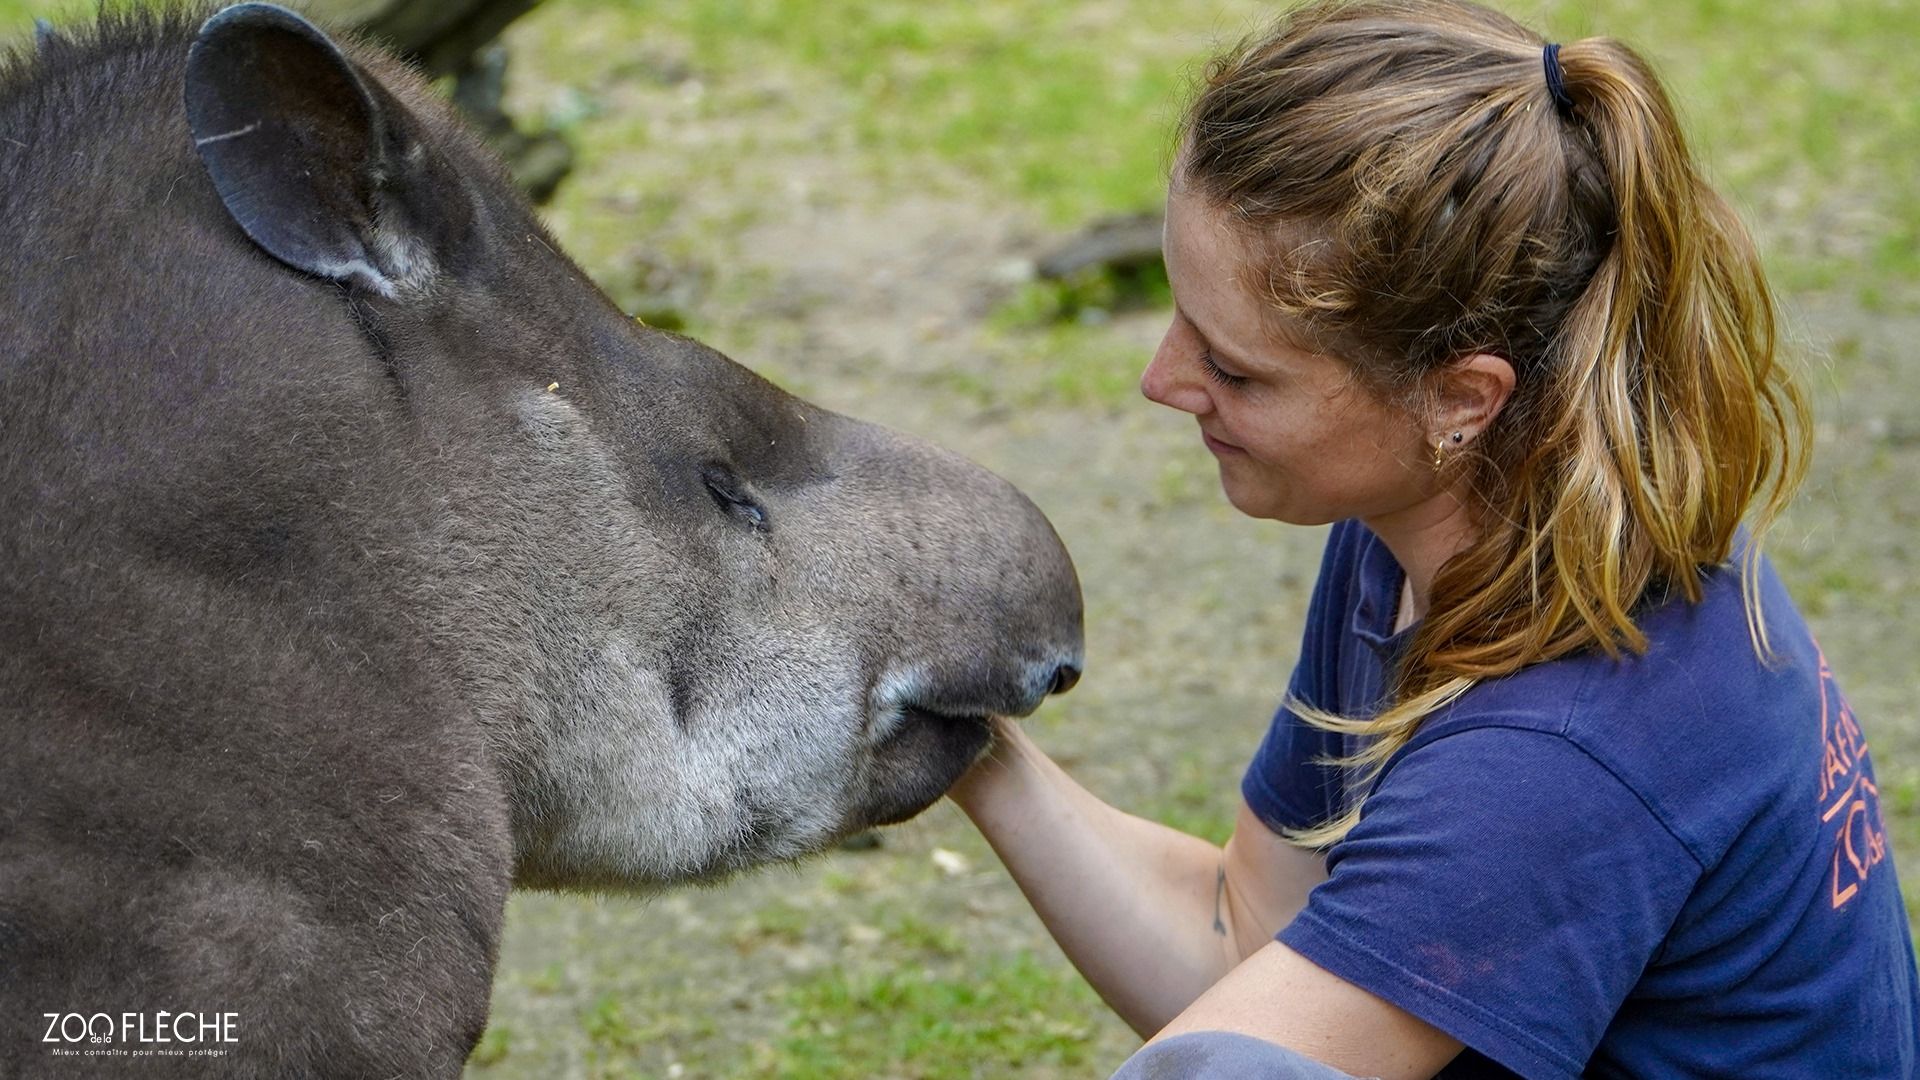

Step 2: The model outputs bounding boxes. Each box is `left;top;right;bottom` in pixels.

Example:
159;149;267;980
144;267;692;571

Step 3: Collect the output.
700;463;769;532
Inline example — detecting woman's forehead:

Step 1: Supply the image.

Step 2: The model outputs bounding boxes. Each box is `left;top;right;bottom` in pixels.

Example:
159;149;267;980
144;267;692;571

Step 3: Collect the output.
1164;196;1260;318
1164;192;1325;365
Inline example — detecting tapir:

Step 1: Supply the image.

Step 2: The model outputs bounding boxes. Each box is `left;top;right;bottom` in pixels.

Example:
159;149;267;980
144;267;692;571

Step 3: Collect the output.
0;5;1082;1075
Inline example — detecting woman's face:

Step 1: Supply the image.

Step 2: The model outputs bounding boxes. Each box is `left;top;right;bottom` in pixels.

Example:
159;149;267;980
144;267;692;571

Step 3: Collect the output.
1141;189;1438;526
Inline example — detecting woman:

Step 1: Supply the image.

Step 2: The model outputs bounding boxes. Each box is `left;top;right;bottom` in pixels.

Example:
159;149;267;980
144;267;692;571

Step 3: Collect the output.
948;2;1920;1077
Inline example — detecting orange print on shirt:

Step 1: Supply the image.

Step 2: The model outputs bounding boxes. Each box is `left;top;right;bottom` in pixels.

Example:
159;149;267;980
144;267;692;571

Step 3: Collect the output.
1816;643;1887;910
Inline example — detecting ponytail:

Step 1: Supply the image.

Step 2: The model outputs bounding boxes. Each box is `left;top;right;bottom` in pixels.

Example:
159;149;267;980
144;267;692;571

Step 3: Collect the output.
1547;39;1809;657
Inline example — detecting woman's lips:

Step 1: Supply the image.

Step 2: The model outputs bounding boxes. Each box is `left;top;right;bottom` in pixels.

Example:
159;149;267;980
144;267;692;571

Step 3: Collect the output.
1201;429;1246;456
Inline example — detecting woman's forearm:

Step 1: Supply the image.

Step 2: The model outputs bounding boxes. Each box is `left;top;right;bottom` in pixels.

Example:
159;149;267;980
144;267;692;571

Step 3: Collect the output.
947;721;1247;1036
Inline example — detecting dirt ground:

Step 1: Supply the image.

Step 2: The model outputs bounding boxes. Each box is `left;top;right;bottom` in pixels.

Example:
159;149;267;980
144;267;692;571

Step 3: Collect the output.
470;7;1920;1078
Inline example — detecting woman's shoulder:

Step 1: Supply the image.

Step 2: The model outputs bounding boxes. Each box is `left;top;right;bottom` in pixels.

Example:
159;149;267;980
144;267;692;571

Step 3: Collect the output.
1405;553;1832;864
1429;553;1819;725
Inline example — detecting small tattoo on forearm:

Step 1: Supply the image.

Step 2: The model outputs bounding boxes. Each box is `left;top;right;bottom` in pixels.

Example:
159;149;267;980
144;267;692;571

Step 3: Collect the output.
1212;863;1227;936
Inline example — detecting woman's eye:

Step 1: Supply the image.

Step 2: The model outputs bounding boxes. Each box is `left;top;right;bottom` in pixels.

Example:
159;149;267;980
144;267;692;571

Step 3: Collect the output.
1199;350;1250;389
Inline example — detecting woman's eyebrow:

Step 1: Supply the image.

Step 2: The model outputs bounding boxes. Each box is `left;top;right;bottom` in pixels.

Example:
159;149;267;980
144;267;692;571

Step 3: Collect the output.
1175;294;1272;375
1208;341;1257;373
1193;319;1263;374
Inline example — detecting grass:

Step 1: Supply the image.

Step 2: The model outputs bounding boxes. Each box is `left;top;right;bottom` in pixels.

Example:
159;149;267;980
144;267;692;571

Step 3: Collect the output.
585;0;1200;225
1532;0;1920;298
465;893;1115;1079
0;0;63;29
469;1025;514;1068
575;993;724;1080
1141;755;1241;847
767;953;1106;1079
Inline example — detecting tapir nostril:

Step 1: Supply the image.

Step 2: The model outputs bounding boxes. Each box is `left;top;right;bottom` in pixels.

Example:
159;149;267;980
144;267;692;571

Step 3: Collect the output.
1049;664;1081;696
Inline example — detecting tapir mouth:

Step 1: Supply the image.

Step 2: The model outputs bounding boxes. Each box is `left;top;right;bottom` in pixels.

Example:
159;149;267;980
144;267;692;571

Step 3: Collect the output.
856;704;995;828
899;704;993;743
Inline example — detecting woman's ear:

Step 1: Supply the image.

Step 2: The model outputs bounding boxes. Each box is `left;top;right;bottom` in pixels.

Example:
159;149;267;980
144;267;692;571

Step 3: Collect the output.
1429;352;1516;445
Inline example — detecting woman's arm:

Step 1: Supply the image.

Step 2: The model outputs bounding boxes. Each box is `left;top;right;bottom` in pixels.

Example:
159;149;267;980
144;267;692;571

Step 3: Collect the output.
947;719;1329;1036
1144;941;1464;1080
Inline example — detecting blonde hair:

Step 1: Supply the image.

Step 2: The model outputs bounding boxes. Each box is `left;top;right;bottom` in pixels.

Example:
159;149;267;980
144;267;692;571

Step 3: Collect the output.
1180;0;1812;847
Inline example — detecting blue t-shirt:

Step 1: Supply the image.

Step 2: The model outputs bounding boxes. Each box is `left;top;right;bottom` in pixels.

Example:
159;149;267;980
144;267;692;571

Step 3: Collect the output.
1244;520;1920;1079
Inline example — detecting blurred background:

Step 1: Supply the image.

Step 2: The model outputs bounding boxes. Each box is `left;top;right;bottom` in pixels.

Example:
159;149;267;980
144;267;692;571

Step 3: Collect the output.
4;1;1917;1076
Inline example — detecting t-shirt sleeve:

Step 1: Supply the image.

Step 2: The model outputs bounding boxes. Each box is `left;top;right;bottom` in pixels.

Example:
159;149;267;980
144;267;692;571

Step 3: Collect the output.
1278;726;1702;1080
1242;524;1354;833
1241;672;1345;834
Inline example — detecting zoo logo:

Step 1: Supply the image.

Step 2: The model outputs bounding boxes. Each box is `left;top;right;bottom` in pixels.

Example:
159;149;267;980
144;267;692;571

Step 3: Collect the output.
40;1012;240;1045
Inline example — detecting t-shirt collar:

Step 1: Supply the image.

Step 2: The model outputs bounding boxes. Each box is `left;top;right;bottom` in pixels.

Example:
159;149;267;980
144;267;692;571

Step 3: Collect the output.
1349;523;1417;660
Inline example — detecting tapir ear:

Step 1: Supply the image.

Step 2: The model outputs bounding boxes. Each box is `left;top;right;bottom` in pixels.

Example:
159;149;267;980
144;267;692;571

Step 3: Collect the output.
184;3;468;296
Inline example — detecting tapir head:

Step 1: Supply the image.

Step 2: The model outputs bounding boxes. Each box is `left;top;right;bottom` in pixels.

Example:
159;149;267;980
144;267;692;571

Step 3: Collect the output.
179;4;1083;887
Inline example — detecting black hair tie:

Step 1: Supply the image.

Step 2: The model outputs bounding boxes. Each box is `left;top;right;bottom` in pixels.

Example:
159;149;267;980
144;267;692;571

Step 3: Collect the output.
1542;43;1576;118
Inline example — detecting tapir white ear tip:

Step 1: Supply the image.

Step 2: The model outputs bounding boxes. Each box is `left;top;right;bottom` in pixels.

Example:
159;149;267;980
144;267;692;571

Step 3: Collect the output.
199;3;313;37
311;258;397;299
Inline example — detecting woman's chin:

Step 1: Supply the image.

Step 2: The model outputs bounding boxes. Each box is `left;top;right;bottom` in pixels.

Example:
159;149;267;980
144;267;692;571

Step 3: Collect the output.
1217;472;1283;520
1217;473;1336;527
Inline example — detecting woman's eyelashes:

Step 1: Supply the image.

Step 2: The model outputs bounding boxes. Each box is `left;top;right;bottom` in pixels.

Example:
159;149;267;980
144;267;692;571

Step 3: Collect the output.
1199;349;1251;389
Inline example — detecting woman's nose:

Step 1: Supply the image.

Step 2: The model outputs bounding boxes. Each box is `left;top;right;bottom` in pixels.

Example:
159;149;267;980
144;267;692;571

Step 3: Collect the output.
1141;332;1211;416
